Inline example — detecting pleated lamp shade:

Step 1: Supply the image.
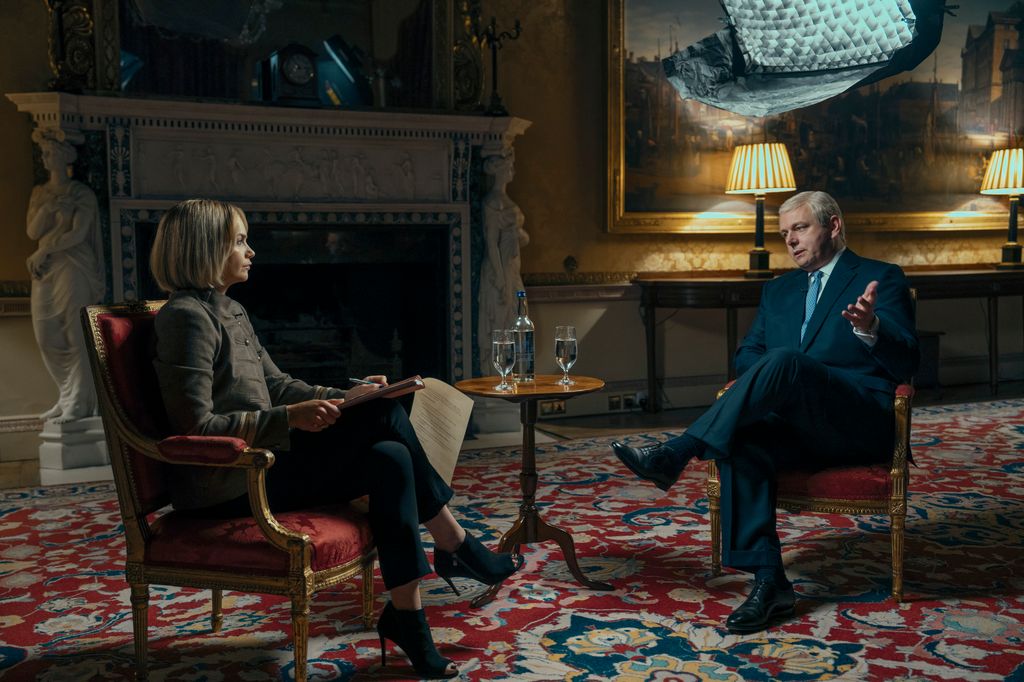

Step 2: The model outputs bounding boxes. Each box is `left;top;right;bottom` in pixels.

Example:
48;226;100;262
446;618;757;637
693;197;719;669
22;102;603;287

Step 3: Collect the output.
980;148;1024;195
725;143;797;195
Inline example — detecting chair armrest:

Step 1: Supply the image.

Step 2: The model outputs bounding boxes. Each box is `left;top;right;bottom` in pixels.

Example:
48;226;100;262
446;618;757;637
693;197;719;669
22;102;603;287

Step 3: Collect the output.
157;435;304;552
716;380;736;399
157;435;274;468
896;383;914;399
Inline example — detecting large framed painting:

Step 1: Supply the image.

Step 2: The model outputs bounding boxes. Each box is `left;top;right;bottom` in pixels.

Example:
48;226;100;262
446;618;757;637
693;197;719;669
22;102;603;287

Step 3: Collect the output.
607;0;1013;234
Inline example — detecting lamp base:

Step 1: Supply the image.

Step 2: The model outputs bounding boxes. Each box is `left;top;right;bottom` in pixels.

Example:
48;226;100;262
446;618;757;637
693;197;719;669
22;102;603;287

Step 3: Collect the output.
997;243;1024;270
745;248;773;279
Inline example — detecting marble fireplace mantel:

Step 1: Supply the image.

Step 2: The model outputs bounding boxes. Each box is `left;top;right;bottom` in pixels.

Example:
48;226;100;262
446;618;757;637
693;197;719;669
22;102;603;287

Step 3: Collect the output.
7;91;531;383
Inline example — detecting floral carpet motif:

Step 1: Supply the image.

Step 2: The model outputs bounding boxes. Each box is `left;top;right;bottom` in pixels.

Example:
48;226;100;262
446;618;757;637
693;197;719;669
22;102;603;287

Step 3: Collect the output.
2;399;1024;680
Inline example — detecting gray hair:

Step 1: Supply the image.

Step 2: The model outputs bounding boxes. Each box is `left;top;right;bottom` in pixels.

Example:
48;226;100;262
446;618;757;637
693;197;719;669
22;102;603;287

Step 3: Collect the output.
779;190;846;243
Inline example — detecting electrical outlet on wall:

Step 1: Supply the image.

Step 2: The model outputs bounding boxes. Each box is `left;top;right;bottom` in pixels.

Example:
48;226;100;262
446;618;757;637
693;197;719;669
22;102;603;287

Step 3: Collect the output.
540;399;566;417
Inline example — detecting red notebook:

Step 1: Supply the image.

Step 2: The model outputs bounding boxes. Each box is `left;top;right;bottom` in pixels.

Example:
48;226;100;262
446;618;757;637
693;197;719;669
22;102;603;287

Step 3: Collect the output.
338;375;425;410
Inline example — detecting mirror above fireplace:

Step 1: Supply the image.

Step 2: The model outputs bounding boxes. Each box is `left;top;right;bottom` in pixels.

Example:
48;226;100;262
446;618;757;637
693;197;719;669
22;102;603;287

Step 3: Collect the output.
44;0;484;112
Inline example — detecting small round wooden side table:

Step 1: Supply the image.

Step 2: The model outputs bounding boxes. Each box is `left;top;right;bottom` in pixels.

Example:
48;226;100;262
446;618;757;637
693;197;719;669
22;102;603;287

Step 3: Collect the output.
455;374;612;607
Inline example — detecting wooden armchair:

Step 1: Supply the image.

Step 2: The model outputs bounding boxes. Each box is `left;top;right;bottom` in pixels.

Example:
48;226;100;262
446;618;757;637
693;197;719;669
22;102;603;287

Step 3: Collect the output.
707;383;914;602
82;301;376;682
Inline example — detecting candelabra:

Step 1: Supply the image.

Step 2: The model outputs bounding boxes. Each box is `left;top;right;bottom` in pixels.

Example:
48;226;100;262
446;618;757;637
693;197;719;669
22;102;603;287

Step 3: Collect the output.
477;16;522;116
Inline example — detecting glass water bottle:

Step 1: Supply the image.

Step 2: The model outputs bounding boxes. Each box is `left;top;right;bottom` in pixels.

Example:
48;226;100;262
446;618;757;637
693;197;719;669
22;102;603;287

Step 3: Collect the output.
512;290;535;382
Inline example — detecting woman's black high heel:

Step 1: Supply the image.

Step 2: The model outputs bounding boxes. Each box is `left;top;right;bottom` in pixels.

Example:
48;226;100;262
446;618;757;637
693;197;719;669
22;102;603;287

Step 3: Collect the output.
434;531;524;596
376;601;457;679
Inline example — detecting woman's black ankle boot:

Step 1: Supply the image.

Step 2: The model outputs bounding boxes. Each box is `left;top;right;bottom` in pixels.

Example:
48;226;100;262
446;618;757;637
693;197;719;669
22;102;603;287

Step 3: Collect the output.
434;531;524;596
376;601;457;679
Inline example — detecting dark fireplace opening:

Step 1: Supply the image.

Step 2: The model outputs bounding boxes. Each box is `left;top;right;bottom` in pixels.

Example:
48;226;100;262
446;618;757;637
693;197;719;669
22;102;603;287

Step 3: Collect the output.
136;223;451;387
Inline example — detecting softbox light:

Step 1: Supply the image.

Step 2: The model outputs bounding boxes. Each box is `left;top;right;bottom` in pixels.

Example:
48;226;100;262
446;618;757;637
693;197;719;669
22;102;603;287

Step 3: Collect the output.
663;0;949;117
128;0;283;46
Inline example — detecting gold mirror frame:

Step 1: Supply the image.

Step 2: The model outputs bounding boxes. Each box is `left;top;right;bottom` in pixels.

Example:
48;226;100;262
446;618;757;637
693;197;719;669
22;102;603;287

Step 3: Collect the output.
606;0;1006;235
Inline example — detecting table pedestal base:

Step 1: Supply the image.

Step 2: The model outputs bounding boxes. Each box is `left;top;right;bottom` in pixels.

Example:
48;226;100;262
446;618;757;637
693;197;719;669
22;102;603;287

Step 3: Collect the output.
469;396;614;608
455;375;612;608
470;504;615;608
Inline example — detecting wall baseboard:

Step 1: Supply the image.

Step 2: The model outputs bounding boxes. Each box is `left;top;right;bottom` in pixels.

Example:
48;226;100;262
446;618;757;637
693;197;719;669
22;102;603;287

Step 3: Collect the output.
540;351;1024;421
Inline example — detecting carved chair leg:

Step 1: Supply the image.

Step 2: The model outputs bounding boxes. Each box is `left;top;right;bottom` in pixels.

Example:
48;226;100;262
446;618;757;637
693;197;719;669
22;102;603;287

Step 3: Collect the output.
129;582;149;681
292;595;310;682
361;559;375;630
211;589;223;632
707;461;722;576
891;511;906;603
710;501;722;576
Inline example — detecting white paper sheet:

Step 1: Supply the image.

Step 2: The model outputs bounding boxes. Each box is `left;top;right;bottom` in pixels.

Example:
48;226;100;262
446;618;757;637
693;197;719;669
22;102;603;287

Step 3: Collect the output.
409;377;475;484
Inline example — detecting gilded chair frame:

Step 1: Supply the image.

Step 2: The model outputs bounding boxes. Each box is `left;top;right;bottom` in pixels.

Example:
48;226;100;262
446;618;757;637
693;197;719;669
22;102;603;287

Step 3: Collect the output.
83;301;376;682
706;384;913;603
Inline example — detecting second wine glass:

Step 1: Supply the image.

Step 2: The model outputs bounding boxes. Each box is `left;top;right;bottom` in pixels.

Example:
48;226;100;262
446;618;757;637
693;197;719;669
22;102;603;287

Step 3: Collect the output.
554;325;577;386
492;329;515;392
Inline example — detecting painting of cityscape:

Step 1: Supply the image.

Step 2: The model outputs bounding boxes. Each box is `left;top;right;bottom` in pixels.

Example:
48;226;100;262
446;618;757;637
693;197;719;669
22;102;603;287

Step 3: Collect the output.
611;0;1021;232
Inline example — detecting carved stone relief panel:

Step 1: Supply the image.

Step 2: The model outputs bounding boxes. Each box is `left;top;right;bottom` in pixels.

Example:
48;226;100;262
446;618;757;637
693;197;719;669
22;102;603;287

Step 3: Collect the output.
133;137;450;202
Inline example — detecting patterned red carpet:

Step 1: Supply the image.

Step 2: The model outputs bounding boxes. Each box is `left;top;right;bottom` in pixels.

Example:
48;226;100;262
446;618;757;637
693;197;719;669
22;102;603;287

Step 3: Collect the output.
2;399;1024;680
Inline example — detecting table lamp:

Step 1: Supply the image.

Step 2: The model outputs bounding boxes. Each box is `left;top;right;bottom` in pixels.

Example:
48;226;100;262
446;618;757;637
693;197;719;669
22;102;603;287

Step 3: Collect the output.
725;142;796;278
980;148;1024;270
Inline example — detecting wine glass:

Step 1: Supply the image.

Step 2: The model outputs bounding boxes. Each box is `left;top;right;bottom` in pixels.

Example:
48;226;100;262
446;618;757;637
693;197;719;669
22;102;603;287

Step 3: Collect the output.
491;329;515;392
554;325;577;386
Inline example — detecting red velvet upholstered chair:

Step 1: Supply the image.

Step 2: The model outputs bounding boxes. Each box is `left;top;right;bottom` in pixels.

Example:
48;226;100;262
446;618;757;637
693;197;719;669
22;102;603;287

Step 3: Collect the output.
82;301;376;682
706;382;914;602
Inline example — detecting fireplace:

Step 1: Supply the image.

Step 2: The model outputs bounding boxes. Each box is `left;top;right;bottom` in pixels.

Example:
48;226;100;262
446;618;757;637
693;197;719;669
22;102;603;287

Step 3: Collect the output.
7;91;530;483
8;91;530;382
135;219;451;384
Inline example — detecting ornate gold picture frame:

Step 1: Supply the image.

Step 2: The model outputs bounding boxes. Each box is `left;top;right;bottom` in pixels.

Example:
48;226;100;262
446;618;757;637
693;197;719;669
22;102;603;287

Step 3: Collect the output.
607;0;1008;234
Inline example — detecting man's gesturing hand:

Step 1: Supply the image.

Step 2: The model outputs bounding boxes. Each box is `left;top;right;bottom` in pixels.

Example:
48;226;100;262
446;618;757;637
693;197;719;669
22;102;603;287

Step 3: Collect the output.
841;280;878;332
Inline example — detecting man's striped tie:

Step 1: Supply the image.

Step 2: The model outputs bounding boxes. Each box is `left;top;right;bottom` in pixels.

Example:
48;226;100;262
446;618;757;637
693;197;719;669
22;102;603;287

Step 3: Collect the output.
800;270;823;342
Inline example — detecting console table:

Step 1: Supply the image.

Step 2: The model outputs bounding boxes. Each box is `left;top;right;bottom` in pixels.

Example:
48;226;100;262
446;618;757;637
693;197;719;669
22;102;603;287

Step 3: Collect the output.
636;267;1024;412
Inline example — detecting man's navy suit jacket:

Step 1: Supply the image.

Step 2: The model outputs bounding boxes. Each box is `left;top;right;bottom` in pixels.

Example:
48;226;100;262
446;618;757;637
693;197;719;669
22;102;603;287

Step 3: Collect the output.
735;249;919;395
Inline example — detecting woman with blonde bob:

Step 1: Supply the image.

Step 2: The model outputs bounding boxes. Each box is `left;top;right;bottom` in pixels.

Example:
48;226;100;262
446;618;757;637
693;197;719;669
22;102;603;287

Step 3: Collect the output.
150;198;520;679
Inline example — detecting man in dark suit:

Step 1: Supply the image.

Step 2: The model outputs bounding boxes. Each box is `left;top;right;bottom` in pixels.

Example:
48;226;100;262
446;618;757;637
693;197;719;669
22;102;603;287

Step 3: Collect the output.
612;190;918;634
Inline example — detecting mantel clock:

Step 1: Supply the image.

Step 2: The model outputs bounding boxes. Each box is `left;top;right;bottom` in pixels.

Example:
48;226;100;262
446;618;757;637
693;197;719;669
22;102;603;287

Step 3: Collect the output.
261;43;320;105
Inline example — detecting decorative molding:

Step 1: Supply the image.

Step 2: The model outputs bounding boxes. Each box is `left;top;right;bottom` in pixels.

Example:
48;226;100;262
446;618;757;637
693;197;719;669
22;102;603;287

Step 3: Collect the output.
45;0;96;92
523;272;638;286
0;298;31;317
107;120;130;197
6;93;531;205
525;283;639;303
451;137;472;202
0;281;31;298
0;415;43;434
6;92;530;143
116;206;471;379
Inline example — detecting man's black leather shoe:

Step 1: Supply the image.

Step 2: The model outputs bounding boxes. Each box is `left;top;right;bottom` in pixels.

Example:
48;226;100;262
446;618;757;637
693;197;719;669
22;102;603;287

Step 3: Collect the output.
725;578;796;634
610;441;680;491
